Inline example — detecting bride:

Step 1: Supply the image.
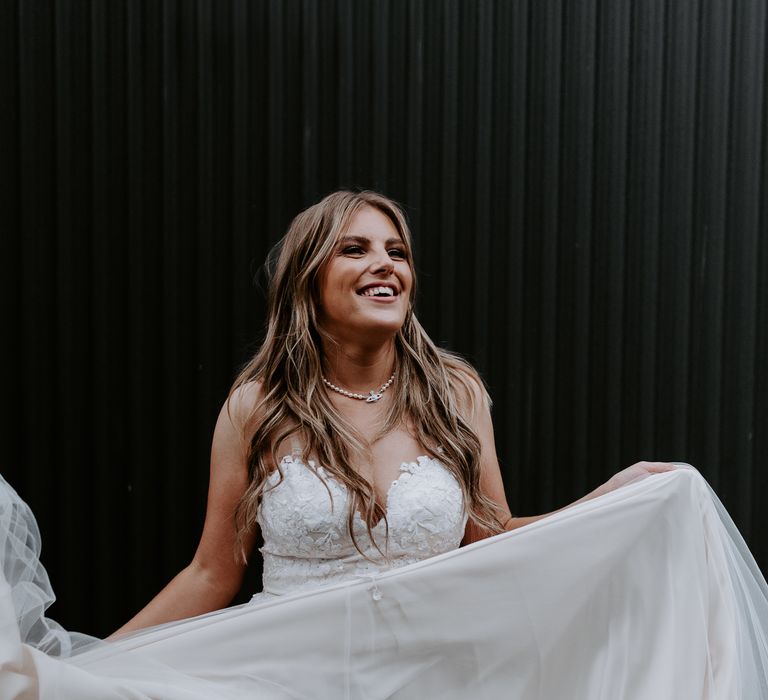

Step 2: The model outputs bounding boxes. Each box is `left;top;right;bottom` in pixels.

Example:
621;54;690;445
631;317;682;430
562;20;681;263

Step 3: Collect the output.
115;189;674;627
2;190;767;698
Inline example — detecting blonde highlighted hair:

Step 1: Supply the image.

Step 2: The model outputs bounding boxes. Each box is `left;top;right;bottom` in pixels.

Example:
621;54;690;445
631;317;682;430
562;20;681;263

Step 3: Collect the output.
230;190;506;560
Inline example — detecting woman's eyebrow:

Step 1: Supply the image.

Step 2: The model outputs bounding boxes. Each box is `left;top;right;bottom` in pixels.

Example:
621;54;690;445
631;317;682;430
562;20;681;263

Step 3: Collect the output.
338;235;368;245
337;236;404;246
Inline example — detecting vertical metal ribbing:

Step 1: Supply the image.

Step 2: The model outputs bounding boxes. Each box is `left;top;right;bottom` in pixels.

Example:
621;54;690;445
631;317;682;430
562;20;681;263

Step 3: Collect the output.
720;0;765;539
689;0;732;494
558;0;597;498
472;0;494;374
3;0;768;635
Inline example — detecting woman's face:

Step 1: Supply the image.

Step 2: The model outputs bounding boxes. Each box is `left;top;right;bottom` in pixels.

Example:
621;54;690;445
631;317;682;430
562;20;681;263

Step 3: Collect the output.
317;205;413;343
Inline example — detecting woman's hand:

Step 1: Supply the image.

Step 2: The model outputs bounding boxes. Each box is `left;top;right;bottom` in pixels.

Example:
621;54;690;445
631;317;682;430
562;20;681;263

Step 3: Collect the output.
501;461;679;533
598;461;677;496
503;461;679;533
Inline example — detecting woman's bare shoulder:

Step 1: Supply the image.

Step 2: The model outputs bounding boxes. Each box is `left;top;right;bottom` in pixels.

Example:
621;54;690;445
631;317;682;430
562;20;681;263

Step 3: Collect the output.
225;379;266;433
224;380;296;463
442;356;490;419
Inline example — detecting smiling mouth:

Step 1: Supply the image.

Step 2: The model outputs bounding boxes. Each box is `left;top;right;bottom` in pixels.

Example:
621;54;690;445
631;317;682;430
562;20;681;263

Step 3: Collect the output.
356;286;398;298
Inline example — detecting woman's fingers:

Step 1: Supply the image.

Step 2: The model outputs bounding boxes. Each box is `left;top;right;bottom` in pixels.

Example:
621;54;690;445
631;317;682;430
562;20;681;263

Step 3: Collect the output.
642;462;677;473
604;462;678;494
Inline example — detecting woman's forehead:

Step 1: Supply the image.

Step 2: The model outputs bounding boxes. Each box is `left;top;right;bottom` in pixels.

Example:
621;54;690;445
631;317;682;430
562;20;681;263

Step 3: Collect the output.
339;205;404;241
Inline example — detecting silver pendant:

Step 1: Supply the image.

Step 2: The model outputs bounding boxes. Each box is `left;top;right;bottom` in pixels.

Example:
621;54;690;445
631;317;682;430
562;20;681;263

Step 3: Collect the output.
366;391;383;403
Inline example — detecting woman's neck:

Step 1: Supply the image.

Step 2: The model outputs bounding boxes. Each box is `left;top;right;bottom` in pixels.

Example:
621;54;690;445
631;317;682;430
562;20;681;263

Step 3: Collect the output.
321;339;396;394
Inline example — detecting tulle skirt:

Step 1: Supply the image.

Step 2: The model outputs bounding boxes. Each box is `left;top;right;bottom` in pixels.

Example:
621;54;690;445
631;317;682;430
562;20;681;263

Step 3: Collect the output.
1;466;767;699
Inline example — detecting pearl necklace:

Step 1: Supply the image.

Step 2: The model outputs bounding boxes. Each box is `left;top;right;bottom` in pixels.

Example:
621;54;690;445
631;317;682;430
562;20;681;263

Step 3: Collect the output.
321;372;395;403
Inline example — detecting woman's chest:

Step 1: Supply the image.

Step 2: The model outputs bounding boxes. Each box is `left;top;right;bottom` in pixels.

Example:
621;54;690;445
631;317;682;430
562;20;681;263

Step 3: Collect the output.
257;455;467;559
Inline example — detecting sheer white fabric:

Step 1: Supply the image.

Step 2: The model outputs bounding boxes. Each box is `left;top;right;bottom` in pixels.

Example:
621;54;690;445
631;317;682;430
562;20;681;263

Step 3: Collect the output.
0;474;97;658
1;465;768;699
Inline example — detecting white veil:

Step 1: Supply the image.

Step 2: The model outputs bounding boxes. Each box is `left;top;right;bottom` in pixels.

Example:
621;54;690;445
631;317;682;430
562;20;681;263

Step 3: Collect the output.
0;473;97;657
2;466;768;699
701;471;768;694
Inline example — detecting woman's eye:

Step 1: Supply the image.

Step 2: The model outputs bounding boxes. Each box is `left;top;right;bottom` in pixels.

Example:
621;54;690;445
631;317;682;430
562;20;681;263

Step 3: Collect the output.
339;245;406;258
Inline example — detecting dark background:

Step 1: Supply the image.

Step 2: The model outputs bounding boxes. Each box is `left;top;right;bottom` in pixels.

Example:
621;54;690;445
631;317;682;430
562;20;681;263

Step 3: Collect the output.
1;0;767;638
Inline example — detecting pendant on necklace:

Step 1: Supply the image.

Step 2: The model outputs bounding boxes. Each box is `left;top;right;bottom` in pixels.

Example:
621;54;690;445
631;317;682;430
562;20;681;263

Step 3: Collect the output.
366;391;383;403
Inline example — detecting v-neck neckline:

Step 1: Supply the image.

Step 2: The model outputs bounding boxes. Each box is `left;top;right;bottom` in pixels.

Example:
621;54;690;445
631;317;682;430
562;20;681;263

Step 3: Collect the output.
277;454;437;529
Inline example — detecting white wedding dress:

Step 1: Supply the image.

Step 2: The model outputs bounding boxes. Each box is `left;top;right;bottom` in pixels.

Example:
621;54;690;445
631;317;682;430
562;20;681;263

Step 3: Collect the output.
1;456;768;699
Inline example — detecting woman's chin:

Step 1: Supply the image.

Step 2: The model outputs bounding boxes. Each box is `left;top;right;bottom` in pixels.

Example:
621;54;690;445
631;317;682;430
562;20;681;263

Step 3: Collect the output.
327;319;404;343
320;308;407;343
363;310;407;331
357;320;404;339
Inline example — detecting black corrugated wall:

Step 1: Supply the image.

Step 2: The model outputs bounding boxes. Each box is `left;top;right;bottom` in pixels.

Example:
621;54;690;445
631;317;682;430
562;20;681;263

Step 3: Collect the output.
1;0;766;636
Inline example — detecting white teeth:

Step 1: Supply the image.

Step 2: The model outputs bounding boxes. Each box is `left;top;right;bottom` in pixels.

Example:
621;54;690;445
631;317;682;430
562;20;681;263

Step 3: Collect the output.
361;286;395;297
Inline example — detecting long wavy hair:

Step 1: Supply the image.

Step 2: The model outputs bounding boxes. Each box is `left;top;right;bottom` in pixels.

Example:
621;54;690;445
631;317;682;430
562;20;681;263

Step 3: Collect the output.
230;190;506;561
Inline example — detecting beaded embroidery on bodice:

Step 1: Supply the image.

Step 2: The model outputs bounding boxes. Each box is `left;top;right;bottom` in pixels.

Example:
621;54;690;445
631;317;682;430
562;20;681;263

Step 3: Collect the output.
253;454;467;598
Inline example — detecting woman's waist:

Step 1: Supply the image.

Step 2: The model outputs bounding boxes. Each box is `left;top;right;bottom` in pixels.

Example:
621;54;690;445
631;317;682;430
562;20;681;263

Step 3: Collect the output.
259;549;423;596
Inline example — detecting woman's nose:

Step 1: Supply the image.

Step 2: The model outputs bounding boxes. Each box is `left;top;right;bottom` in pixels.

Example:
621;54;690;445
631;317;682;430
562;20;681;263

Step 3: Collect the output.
369;248;394;273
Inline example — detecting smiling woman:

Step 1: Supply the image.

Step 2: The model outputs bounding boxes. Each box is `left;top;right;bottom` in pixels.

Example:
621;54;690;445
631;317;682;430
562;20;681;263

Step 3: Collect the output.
2;190;768;698
218;190;512;560
317;206;413;344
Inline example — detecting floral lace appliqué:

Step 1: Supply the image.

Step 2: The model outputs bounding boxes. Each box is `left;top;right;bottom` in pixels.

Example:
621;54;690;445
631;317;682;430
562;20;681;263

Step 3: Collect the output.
254;455;467;597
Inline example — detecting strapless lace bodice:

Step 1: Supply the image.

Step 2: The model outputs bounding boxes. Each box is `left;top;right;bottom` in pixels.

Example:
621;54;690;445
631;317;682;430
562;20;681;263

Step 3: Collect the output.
253;454;467;598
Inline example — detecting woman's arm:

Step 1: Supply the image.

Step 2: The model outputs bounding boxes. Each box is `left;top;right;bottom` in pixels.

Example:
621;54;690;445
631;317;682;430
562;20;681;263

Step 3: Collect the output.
458;375;513;545
460;375;675;544
109;383;261;638
497;461;675;531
